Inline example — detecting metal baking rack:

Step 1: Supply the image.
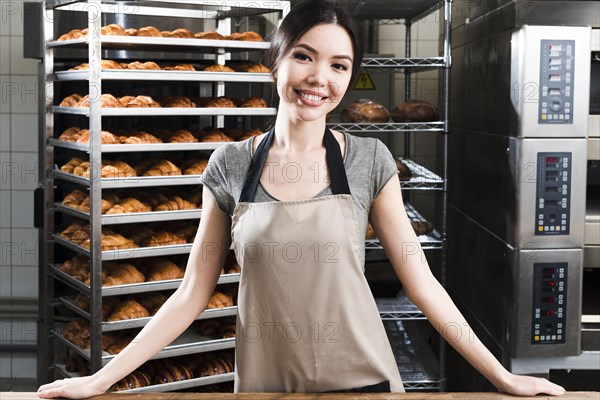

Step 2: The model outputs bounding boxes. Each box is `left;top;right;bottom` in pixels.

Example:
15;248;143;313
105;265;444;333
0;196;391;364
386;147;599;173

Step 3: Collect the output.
54;203;202;225
376;292;425;321
61;296;238;331
398;159;444;191
50;264;240;296
52;234;193;260
327;121;443;133
384;320;441;391
51;170;203;189
52;328;237;365
55;70;273;83
51;106;278;117
361;57;446;72
53;363;235;393
49;138;227;153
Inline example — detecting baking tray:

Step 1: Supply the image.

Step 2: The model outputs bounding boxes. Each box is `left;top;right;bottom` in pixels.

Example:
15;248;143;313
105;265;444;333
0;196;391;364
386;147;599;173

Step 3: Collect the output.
46;35;271;53
51;106;277;117
53;362;235;393
61;296;238;331
49;138;227;153
399;159;444;191
52;328;236;364
51;170;203;189
55;69;273;82
365;203;442;251
50;263;240;296
327;121;444;133
54;203;202;225
53;234;193;261
376;291;425;321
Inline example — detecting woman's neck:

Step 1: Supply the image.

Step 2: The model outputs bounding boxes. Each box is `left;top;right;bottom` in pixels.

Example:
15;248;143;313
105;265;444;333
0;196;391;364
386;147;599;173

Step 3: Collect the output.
273;115;327;153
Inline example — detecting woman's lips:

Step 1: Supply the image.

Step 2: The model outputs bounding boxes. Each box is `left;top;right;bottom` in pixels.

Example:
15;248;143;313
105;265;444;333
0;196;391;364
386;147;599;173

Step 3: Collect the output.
294;89;328;106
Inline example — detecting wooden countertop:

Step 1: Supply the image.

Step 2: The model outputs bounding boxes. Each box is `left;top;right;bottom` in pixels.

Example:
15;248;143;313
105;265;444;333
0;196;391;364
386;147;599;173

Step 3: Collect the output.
3;392;598;400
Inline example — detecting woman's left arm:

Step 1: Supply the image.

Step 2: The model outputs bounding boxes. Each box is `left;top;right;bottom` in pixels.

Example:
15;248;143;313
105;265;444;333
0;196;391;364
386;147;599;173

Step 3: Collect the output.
369;174;565;396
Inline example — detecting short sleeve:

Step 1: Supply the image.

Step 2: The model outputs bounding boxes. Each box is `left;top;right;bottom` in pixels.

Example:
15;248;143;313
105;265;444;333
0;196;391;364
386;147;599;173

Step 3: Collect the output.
201;145;235;215
371;139;398;199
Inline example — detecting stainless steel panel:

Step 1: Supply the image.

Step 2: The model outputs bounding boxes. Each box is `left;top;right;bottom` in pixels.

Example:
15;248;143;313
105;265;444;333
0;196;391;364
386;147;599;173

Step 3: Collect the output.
510;26;591;138
510;351;600;375
514;138;587;249
589;116;599;160
511;248;582;358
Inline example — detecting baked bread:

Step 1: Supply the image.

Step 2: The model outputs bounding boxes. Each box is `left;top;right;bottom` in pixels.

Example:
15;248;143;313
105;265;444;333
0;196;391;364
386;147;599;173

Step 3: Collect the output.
124;226;155;246
120;131;162;144
125;28;138;36
198;319;222;337
103;263;145;286
153;364;194;384
101;24;127;36
207;291;234;309
194;31;225;40
365;223;376;240
240;96;267;108
62;189;87;208
77;194;120;214
106;198;152;214
163;63;195;71
185;191;203;207
126;61;161;70
69;59;124;70
57;29;86;42
59;94;83;107
136;292;168;315
81;161;137;179
106;336;131;355
160;96;195;108
144;259;184;281
83;233;137;251
112;371;152;391
340;99;390;123
205;97;235;108
220;321;236;338
141;160;181;176
182;159;208;175
198;129;233;142
107;300;150;322
236;129;262;141
202;64;235;73
59;222;90;245
232;31;264;41
168;129;197;143
134;26;161;37
396;159;413;180
173;225;197;242
242;63;270;73
143;231;187;247
60;158;85;174
74;94;122;108
391;100;439;122
124;95;161;108
155;196;197;211
225;262;241;274
163;28;194;38
58;127;82;142
411;220;434;236
75;129;121;145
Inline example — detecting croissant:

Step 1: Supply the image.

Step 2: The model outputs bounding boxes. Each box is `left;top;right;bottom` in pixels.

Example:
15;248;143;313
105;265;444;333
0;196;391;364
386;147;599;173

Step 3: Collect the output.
57;29;85;42
136;192;169;209
132;159;156;175
168;129;197;143
103;263;145;286
77;194;120;214
163;63;195;71
82;161;136;179
198;130;233;142
122;226;155;246
112;371;151;391
65;353;89;376
143;231;187;247
142;160;181;176
205;97;235;108
194;31;225;40
139;359;171;378
163;28;194;38
153;364;194;385
182;159;208;175
134;26;162;37
59;94;82;107
126;61;161;70
242;63;270;73
75;129;121;144
118;95;136;107
75;94;122;108
107;198;152;214
81;262;120;286
173;225;197;242
58;255;89;281
72;161;90;176
240;96;267;108
135;292;168;315
220;322;236;338
125;28;138;36
226;32;243;40
207;292;234;309
197;357;231;377
236;129;262;141
73;294;119;320
106;336;131;355
101;24;127;36
234;31;264;42
59;222;90;245
190;97;212;107
83;233;137;251
120;131;162;144
107;300;149;322
184;191;203;207
69;59;124;70
153;196;196;212
202;64;235;73
124;95;161;108
62;318;90;348
411;220;434;236
58;127;82;142
62;189;87;208
365;223;376;239
160;96;196;108
143;258;184;281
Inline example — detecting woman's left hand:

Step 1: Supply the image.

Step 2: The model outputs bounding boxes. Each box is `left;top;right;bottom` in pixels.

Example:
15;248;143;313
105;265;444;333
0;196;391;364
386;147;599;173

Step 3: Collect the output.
496;372;566;396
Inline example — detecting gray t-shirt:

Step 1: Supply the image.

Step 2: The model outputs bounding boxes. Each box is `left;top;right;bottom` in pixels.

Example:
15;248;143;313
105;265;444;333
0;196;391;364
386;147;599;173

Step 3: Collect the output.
201;131;398;268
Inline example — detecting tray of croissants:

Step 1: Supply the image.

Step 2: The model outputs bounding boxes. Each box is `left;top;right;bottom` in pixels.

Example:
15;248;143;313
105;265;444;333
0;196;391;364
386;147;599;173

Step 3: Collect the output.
53;253;240;295
61;284;237;331
58;313;237;361
61;349;235;392
57;188;203;222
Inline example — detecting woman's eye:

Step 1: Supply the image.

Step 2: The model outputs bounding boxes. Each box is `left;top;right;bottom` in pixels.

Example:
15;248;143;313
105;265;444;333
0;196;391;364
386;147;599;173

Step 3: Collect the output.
332;63;348;71
293;53;311;61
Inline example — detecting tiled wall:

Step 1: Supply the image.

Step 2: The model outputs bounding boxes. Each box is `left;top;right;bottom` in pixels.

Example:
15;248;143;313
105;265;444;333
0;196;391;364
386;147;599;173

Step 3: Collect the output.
1;0;42;389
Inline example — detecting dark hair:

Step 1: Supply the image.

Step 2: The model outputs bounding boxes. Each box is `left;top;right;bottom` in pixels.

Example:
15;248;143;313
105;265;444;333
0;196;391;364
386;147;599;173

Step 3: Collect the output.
265;0;363;87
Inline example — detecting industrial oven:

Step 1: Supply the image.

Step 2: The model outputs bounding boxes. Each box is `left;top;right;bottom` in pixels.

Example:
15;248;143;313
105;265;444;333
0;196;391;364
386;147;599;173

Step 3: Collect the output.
447;0;599;390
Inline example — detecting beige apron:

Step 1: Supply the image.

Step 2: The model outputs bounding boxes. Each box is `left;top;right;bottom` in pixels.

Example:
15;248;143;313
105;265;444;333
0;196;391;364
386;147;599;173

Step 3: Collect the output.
231;127;404;393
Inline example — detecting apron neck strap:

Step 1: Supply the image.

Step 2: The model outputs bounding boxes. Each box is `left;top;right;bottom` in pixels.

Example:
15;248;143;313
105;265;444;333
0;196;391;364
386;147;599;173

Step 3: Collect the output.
239;127;351;202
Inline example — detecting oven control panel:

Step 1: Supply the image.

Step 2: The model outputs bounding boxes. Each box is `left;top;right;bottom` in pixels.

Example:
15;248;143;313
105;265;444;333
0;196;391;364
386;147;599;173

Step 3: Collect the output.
538;40;575;124
532;263;567;345
535;152;571;235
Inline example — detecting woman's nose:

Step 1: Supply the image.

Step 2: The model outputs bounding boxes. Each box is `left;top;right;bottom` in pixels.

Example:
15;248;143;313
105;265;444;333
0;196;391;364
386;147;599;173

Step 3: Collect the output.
306;63;329;87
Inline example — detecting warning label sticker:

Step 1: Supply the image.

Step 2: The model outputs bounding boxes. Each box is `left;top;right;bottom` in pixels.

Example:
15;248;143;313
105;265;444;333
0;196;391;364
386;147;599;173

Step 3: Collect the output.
353;70;376;90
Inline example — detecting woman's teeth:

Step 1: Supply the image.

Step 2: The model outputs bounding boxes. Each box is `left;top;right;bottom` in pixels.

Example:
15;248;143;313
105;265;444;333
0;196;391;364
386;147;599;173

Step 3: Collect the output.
298;91;325;102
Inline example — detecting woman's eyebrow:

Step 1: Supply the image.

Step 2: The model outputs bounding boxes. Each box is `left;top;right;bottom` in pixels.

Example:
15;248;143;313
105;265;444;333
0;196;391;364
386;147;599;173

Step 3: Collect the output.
295;43;353;62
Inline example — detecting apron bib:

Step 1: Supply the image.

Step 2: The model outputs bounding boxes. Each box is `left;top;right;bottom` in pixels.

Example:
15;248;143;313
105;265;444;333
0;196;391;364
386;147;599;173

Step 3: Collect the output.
231;127;404;393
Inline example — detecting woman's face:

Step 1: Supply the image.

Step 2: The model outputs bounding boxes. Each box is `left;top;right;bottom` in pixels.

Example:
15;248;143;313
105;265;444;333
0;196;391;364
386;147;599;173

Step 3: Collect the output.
275;23;354;123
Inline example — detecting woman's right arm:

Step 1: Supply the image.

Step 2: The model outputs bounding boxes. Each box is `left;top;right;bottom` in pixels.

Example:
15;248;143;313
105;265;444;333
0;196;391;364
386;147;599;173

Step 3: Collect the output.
37;187;232;399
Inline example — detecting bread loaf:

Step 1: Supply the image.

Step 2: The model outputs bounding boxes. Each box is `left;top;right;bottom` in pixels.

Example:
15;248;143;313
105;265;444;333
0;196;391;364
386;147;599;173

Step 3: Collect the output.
391;100;439;122
340;99;390;123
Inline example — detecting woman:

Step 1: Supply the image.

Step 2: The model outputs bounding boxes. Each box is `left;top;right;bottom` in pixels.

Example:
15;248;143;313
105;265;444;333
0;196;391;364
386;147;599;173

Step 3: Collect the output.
38;0;566;397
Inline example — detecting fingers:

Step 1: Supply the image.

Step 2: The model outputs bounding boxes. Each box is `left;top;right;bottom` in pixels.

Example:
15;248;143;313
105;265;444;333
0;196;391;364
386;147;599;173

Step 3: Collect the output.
37;379;66;392
537;378;566;396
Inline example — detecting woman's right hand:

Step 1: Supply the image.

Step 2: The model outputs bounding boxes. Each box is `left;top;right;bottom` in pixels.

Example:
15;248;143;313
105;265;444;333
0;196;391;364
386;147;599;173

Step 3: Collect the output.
37;375;109;399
